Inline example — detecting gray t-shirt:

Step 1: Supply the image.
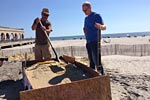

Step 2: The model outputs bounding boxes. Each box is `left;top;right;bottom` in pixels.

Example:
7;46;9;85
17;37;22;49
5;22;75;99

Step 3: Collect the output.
33;19;52;45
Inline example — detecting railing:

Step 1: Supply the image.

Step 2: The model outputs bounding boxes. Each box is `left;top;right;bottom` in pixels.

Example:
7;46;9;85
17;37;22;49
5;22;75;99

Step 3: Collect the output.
52;44;150;57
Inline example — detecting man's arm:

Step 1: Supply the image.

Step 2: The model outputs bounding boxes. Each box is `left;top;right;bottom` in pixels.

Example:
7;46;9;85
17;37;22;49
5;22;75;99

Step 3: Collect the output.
46;25;52;35
94;14;106;30
95;23;106;30
32;23;37;30
31;18;40;30
83;27;86;36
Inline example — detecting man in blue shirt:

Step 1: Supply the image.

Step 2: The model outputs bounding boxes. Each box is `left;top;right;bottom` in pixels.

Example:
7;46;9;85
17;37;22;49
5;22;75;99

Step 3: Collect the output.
82;1;106;72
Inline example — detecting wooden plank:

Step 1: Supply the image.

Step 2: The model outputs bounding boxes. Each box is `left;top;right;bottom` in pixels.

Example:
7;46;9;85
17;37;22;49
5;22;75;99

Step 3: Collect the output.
62;55;75;63
20;75;111;100
62;55;100;77
74;61;100;77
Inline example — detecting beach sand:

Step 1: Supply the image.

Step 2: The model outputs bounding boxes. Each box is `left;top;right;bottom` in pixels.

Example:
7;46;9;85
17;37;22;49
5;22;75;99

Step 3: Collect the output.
102;55;150;100
101;36;150;45
0;36;150;100
25;61;90;89
51;36;150;47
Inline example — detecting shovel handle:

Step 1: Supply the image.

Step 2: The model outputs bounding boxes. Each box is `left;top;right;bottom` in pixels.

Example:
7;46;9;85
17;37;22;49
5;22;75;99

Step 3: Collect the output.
39;21;59;62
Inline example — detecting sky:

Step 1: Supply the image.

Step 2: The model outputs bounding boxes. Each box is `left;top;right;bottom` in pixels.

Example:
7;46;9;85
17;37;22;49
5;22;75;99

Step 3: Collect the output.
0;0;150;38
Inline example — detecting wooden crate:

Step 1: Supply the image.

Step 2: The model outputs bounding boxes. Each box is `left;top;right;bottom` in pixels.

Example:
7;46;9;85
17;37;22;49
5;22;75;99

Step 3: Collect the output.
20;56;111;100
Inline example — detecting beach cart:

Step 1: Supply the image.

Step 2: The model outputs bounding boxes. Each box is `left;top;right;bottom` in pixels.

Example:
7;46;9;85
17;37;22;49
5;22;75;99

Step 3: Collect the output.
20;55;111;100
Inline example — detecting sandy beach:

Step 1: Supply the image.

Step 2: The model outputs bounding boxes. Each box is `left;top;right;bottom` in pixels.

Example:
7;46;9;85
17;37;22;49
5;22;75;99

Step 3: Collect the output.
51;36;150;47
102;55;150;100
0;36;150;100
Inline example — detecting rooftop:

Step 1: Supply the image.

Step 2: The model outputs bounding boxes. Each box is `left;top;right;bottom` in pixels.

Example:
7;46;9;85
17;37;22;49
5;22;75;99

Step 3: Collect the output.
0;26;24;30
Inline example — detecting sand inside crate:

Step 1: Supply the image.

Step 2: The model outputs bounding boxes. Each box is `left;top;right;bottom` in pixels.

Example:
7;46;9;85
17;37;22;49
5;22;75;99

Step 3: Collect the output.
25;61;90;89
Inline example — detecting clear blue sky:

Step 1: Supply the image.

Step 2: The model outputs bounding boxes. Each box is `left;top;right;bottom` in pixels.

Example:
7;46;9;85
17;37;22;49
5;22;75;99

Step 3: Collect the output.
0;0;150;38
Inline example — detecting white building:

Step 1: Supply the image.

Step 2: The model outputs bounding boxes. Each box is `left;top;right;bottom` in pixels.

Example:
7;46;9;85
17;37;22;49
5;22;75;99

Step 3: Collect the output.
0;26;24;41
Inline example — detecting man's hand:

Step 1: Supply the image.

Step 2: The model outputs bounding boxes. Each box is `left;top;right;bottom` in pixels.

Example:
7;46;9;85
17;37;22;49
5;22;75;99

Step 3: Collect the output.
95;22;106;30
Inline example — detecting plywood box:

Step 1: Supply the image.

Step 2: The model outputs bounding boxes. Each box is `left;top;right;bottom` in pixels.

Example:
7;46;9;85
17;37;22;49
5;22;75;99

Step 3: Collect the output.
20;56;111;100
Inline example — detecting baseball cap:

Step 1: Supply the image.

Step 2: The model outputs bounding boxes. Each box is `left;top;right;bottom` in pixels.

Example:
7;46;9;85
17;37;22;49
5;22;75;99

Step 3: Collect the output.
42;8;49;15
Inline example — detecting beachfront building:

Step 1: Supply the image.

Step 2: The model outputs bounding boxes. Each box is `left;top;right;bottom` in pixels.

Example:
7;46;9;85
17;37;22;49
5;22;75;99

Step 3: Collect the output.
0;26;24;41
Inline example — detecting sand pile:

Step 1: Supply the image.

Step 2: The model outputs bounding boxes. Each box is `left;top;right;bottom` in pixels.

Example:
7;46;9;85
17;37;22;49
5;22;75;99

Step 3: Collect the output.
25;60;90;89
7;53;34;62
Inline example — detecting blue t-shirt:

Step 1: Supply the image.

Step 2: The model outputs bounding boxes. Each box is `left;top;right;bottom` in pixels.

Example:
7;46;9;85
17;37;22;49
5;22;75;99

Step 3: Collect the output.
84;12;104;43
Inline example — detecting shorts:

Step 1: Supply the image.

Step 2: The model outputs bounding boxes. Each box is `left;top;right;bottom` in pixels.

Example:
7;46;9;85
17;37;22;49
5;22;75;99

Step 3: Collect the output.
34;44;51;61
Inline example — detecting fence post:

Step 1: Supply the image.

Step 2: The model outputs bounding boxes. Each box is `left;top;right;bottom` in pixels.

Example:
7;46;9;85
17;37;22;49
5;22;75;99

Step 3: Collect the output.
115;44;117;55
140;45;143;56
71;46;73;56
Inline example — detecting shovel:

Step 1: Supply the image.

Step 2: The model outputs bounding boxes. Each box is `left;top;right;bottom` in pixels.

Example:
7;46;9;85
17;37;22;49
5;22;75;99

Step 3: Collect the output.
97;29;104;75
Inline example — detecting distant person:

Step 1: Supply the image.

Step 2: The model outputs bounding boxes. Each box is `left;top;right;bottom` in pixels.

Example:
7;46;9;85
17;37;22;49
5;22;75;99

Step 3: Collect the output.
31;8;52;61
82;2;106;70
103;38;111;43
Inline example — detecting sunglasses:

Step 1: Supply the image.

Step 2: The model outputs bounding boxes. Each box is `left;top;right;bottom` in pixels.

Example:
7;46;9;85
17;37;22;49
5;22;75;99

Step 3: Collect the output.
42;13;49;17
83;9;88;12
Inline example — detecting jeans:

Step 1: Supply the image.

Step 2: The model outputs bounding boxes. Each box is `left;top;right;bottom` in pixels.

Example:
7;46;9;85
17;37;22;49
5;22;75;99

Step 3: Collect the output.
86;42;101;69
